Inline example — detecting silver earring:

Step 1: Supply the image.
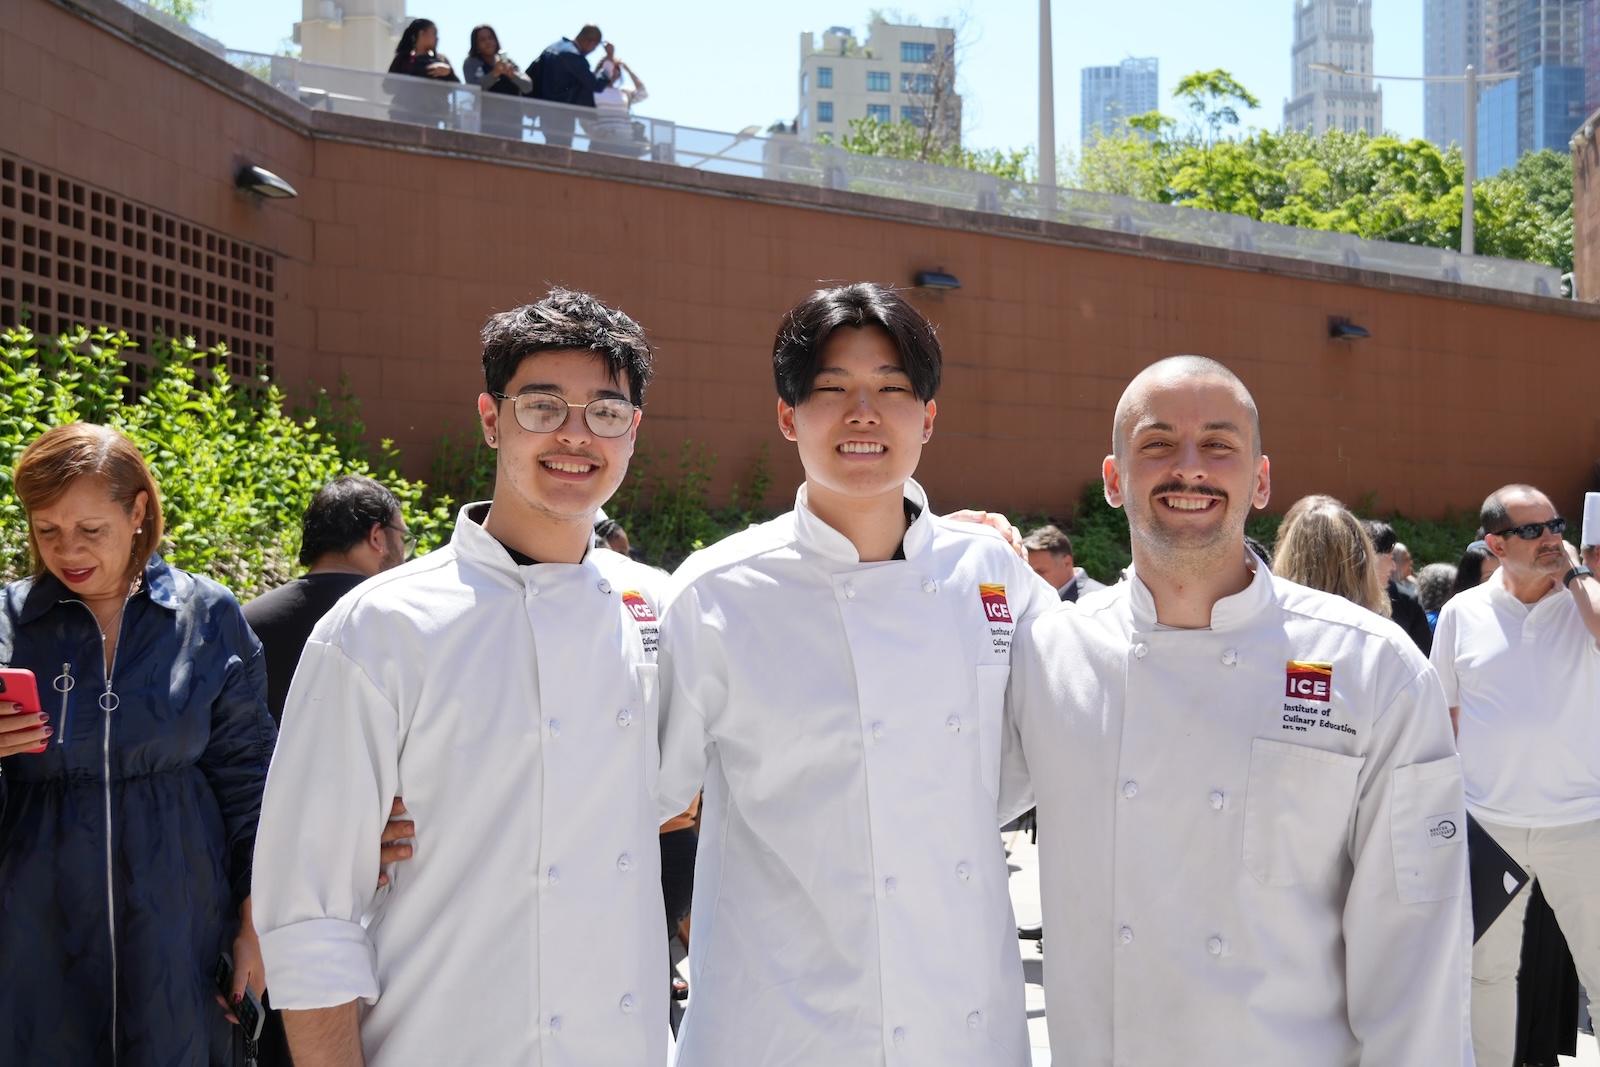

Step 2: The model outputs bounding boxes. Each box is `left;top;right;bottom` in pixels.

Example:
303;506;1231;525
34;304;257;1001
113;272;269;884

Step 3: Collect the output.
487;436;496;445
135;527;143;534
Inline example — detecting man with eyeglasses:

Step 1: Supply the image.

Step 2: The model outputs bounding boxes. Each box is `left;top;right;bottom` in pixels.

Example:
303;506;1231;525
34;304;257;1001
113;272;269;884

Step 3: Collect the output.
1430;484;1600;1067
253;289;671;1066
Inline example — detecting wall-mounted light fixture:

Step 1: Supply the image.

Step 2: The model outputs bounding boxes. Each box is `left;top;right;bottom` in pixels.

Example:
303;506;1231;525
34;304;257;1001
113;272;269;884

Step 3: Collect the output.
235;164;298;200
1329;317;1370;341
914;269;962;290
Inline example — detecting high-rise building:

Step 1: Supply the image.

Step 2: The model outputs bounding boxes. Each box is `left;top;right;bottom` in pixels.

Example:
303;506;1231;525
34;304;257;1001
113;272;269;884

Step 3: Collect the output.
1423;0;1486;149
1476;0;1586;175
293;0;404;71
1080;58;1160;144
795;18;961;145
1284;0;1384;135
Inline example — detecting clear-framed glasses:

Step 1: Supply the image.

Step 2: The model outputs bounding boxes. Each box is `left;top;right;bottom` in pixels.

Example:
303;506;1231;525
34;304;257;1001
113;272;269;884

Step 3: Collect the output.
1489;517;1566;541
491;391;637;438
386;523;418;559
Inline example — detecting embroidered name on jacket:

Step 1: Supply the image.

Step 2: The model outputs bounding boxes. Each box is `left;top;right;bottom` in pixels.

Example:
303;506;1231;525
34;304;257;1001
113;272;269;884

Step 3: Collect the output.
981;583;1013;655
1281;661;1356;736
622;590;660;655
1285;661;1332;701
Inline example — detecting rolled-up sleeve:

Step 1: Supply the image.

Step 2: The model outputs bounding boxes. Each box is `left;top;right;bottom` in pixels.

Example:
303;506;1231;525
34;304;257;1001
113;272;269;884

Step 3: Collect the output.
252;638;398;1009
1343;663;1472;1067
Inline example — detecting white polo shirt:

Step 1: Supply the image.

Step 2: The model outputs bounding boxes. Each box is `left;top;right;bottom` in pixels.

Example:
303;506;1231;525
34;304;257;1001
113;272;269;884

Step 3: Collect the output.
1431;568;1600;828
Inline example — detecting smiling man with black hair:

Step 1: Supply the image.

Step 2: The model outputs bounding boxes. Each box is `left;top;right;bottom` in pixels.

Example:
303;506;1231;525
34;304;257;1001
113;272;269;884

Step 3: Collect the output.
658;282;1053;1066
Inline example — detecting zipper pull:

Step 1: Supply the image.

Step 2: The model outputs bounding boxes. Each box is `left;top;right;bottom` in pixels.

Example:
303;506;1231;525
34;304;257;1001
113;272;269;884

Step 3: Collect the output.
53;662;74;746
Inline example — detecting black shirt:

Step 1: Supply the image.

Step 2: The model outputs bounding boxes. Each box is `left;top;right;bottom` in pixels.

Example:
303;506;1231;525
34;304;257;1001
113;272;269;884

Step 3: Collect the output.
242;572;367;725
1388;580;1434;656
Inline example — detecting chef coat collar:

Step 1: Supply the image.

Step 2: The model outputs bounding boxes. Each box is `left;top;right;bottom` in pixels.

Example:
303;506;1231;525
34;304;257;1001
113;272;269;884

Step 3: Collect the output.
793;478;934;563
451;501;592;580
1127;546;1271;632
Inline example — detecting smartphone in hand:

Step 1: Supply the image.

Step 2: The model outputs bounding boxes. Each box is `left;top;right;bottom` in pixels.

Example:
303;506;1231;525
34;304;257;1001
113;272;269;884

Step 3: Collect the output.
0;668;46;752
213;952;265;1042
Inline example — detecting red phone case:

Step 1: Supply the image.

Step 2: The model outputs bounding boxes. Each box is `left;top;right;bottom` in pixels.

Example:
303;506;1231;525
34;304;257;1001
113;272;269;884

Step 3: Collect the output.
0;668;42;715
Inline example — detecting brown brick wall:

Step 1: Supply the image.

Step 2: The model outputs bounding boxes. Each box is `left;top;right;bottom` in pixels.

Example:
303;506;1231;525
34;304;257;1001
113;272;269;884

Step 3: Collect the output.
8;0;1600;525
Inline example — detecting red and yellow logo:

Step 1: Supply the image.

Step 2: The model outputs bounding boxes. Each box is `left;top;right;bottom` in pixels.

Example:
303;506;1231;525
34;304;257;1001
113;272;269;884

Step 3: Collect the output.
980;583;1012;624
621;591;657;623
1285;661;1332;701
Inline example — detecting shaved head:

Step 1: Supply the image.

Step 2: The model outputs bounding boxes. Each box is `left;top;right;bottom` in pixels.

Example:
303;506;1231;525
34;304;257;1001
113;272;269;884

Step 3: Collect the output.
1113;356;1261;459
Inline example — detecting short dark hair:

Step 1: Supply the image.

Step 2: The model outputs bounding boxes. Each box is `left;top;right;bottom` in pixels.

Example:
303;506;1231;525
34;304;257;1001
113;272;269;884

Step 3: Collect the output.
1481;484;1543;535
1362;520;1397;555
481;288;653;405
577;23;603;39
772;283;941;407
1022;525;1073;558
299;475;401;567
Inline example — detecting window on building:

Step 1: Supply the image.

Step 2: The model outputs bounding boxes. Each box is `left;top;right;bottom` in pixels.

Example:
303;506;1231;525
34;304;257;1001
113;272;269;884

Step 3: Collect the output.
901;72;936;94
866;103;891;123
818;101;833;123
801;72;810;95
901;41;936;63
901;106;927;126
867;71;890;92
817;67;833;89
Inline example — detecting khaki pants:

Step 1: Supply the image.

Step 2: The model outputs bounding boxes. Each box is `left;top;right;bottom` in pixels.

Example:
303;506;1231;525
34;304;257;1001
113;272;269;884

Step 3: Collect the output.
1472;817;1600;1067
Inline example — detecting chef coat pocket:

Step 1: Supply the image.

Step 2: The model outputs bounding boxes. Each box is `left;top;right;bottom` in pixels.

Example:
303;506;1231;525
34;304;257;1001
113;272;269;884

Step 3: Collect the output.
634;663;661;798
1389;754;1466;904
975;665;1010;802
1243;738;1365;887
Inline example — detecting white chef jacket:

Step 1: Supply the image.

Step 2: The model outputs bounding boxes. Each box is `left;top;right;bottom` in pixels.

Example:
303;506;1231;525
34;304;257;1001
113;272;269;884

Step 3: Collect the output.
1007;558;1472;1067
657;480;1054;1067
253;503;669;1067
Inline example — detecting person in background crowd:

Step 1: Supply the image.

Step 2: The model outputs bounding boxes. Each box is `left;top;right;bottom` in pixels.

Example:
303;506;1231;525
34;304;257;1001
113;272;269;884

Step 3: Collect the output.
1270;496;1390;616
1365;520;1433;654
1430;484;1600;1067
588;57;649;149
1453;539;1500;598
253;290;671;1066
1022;524;1105;602
385;19;458;127
1007;356;1470;1066
536;24;614;148
1243;534;1273;570
1394;542;1418;594
594;517;631;557
658;282;1054;1066
244;475;410;726
0;423;276;1064
660;794;698;1005
1416;562;1457;630
463;25;531;140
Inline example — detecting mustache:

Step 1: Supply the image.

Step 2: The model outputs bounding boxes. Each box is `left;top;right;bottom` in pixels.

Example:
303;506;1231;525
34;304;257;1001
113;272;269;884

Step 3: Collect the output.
1150;482;1228;501
537;448;605;465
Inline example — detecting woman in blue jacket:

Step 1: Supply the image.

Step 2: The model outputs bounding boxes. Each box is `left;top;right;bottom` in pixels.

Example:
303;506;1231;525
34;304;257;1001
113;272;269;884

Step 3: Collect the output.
0;423;276;1065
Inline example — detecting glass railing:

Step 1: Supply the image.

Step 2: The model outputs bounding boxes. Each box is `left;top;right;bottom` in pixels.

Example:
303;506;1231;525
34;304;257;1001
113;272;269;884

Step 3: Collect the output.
107;0;1562;300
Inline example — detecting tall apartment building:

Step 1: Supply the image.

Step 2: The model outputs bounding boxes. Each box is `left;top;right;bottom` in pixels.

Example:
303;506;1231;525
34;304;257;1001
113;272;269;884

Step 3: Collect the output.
1476;0;1587;175
796;19;961;144
1423;0;1486;148
1283;0;1384;135
1080;58;1160;144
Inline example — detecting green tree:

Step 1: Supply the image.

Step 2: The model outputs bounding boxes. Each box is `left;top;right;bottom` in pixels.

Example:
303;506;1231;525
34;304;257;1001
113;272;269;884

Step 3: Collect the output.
826;117;1033;181
147;0;209;24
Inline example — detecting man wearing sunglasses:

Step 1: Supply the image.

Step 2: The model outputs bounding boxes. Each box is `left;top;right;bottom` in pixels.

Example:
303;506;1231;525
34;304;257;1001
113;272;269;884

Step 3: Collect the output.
1430;484;1600;1067
253;289;672;1066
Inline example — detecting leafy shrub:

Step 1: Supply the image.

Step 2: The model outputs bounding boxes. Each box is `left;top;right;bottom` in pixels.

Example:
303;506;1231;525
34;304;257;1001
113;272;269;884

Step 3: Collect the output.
0;327;452;599
606;441;774;570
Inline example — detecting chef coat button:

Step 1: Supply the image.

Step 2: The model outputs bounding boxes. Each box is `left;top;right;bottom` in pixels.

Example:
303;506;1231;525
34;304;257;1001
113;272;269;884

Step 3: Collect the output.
619;994;635;1013
844;583;857;599
1119;926;1134;944
548;1015;562;1033
966;1011;982;1028
617;709;634;727
547;718;561;737
922;579;936;594
1122;781;1138;799
893;1027;907;1044
1222;648;1238;666
1133;642;1148;659
527;586;540;597
546;866;560;885
617;853;632;872
1208;937;1225;956
1209;790;1225;810
956;863;971;882
946;715;962;734
870;721;885;740
884;877;897;895
598;579;612;594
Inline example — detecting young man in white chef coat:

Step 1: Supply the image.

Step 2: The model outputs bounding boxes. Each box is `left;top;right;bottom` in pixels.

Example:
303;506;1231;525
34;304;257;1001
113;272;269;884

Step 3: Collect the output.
657;282;1053;1067
1006;356;1472;1066
252;290;671;1067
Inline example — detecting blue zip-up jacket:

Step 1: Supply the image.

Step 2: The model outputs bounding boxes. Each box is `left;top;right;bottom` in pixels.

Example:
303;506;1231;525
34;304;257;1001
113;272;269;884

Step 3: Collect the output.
0;554;276;1065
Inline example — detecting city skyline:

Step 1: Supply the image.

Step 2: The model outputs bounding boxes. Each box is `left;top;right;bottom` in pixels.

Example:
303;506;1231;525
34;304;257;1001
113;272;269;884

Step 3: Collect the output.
1081;57;1160;144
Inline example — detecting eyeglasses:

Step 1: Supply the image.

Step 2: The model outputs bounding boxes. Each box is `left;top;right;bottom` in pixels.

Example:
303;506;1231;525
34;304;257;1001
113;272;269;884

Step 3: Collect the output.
1488;517;1566;541
491;391;637;438
386;523;418;559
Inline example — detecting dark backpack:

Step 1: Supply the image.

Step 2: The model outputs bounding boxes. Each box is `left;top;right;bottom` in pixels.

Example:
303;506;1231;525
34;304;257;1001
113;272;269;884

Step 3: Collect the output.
524;52;546;99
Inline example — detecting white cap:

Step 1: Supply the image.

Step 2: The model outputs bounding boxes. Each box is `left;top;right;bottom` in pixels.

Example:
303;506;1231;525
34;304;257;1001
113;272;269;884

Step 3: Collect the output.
1583;492;1600;548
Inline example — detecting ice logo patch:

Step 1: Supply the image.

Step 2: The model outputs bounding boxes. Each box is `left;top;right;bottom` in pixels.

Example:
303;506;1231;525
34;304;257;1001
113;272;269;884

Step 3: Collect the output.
621;591;656;623
980;584;1012;623
1285;661;1332;701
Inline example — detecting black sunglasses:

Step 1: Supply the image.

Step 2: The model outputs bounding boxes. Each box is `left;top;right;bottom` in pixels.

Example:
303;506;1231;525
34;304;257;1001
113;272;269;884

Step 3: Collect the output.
1489;517;1566;541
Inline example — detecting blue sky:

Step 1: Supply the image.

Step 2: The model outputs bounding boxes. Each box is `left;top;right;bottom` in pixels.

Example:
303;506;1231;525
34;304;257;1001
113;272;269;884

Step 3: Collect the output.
196;1;1429;159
